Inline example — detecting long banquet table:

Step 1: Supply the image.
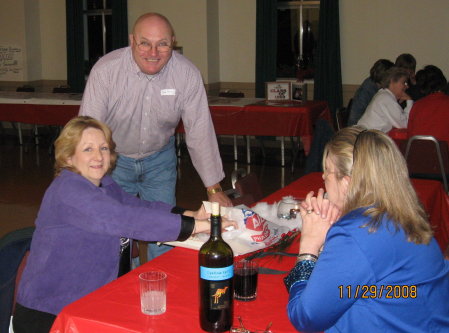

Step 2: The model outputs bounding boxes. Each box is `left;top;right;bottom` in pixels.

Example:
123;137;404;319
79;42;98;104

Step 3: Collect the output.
185;98;331;167
50;172;449;333
0;92;330;169
0;92;82;125
0;94;329;149
261;173;449;251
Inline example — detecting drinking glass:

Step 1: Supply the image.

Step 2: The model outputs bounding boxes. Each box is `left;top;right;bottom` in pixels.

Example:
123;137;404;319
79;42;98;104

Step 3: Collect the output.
277;197;300;220
139;271;167;315
234;260;258;301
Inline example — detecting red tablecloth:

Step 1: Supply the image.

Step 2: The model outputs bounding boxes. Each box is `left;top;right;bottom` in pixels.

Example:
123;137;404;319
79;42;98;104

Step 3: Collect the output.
177;100;331;155
0;103;80;126
50;172;449;333
50;245;298;333
0;92;82;126
388;128;408;141
263;173;449;251
2;95;330;156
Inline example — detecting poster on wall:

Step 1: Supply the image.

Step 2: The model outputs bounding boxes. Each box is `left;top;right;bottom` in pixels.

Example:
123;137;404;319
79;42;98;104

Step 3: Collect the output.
0;45;23;80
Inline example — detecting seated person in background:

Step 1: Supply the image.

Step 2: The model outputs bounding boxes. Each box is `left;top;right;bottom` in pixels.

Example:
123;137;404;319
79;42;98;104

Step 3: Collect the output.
395;53;422;101
404;67;427;101
13;116;236;333
407;65;449;144
358;67;413;133
284;126;449;332
347;59;394;125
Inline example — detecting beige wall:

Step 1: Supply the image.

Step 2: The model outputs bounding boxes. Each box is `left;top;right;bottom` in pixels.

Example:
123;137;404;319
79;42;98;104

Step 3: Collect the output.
340;0;449;84
218;0;256;83
24;0;41;81
0;0;65;85
206;0;220;84
38;0;66;81
1;0;449;94
0;0;27;81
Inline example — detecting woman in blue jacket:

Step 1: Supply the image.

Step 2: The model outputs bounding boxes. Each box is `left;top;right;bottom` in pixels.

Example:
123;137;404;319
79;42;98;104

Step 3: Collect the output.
285;126;449;332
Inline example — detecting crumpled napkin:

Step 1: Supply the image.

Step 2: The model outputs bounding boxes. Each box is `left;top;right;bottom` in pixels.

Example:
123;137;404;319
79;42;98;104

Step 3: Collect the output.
202;199;302;247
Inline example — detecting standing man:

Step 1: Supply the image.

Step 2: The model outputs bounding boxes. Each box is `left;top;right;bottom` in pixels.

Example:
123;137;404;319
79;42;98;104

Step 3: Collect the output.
79;13;231;260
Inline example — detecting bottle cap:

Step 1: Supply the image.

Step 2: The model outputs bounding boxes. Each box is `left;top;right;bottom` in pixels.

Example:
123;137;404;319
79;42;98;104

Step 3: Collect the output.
211;202;220;216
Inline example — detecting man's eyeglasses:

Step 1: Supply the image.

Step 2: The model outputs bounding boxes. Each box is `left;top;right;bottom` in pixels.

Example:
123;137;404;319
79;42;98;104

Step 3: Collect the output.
133;36;172;53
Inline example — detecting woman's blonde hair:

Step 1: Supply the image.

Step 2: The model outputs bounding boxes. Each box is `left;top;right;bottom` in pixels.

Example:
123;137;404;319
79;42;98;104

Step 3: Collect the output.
54;116;117;177
323;126;432;244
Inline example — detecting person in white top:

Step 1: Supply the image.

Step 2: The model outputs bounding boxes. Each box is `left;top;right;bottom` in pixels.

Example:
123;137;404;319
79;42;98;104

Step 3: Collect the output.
358;67;413;133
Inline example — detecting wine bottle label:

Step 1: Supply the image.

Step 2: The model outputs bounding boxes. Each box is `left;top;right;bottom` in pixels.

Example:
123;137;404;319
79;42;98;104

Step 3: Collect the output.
206;280;232;310
200;265;234;281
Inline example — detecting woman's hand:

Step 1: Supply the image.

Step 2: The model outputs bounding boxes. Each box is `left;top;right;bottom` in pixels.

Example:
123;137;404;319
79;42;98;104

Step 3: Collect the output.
298;189;341;255
191;204;209;220
186;204;238;234
399;91;412;103
192;216;238;235
300;188;340;222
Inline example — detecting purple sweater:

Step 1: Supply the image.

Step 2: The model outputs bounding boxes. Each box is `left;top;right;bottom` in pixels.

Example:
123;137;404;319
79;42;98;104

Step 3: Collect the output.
17;170;185;315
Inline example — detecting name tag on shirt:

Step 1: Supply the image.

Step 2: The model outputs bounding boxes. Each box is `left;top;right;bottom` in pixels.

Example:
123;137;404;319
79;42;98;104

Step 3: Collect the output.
161;89;176;96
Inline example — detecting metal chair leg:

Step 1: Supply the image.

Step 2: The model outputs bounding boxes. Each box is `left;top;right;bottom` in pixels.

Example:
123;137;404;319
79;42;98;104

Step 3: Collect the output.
233;135;238;161
281;137;285;167
246;136;251;164
34;125;39;145
17;123;23;145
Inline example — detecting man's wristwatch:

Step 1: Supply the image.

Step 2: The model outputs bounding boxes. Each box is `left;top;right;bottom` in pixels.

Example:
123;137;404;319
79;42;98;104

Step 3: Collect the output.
207;187;223;195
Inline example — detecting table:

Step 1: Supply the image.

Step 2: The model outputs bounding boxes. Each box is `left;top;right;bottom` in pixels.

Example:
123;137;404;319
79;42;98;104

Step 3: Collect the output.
1;93;330;168
0;92;81;125
210;98;331;167
180;97;331;168
0;92;81;144
50;245;299;333
262;172;449;251
49;172;449;332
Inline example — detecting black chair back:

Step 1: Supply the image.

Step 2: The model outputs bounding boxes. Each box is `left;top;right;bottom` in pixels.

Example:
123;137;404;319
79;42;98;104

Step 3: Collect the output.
0;227;35;332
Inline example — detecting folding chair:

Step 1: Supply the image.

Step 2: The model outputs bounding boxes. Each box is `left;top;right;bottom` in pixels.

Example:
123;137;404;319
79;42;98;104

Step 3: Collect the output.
404;135;449;193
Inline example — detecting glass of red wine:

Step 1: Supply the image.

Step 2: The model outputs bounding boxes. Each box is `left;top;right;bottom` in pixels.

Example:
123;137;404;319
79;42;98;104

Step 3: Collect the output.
234;260;258;301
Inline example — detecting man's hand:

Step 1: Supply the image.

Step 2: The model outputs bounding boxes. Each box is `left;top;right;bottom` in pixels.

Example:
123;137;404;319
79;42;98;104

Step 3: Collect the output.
206;183;233;207
208;191;232;207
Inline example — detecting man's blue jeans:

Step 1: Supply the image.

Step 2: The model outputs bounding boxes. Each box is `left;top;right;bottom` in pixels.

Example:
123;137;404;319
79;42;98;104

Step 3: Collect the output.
112;137;177;262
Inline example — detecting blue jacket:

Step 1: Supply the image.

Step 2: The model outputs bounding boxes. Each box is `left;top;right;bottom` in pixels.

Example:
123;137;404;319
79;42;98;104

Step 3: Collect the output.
17;170;186;315
347;77;379;126
287;208;449;332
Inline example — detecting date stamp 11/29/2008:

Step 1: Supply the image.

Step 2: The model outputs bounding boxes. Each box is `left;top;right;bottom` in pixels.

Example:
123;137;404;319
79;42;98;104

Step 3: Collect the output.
338;285;417;299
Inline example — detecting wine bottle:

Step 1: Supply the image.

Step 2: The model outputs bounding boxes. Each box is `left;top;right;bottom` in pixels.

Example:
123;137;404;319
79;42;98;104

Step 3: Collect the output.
199;202;234;332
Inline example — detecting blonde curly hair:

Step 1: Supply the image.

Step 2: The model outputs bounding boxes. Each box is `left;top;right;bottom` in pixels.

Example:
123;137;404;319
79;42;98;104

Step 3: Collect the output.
54;116;117;177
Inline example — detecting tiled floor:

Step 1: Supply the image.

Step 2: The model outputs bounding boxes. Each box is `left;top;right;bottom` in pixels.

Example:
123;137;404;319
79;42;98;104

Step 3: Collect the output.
0;130;306;239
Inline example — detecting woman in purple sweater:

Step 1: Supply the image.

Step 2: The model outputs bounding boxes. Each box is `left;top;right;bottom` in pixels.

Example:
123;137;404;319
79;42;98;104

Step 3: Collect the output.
13;116;233;333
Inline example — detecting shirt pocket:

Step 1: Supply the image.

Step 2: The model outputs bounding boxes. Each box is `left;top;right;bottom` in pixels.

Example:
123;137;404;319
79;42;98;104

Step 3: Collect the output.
152;93;182;128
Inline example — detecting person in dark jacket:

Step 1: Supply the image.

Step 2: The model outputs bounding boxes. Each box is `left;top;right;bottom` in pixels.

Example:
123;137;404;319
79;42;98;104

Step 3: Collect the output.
347;59;394;125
